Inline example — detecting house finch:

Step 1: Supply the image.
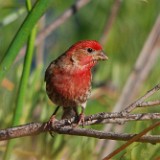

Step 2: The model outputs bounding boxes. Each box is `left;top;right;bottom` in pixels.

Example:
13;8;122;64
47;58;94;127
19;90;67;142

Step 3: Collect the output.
45;40;108;125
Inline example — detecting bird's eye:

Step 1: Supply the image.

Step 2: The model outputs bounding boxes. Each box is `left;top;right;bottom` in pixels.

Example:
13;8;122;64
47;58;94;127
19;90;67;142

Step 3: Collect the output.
87;48;93;53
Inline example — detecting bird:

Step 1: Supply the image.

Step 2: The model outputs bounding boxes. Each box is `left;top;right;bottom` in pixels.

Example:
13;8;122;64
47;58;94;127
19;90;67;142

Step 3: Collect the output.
45;40;108;126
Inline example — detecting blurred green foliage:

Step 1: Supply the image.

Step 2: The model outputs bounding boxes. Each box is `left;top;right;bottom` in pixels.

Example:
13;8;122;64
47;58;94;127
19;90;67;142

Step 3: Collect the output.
0;0;160;160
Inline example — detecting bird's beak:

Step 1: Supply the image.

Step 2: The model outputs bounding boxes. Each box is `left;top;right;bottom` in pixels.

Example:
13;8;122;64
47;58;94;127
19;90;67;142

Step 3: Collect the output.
93;51;108;61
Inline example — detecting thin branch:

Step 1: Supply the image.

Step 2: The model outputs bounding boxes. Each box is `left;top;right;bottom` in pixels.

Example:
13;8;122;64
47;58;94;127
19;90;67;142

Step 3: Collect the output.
0;83;160;146
121;83;160;114
103;121;160;160
0;122;160;144
137;100;160;107
90;113;160;125
0;123;45;141
34;112;160;128
98;15;160;157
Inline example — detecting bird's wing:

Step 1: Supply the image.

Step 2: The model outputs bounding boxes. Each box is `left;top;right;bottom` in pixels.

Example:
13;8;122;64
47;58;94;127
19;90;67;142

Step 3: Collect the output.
44;61;55;82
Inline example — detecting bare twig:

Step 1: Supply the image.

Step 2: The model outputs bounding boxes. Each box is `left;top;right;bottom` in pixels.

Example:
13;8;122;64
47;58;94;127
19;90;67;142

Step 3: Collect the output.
0;83;160;152
91;113;160;125
97;83;160;154
43;112;160;127
121;83;160;114
98;15;160;157
0;121;160;144
103;121;160;160
137;100;160;107
0;123;45;141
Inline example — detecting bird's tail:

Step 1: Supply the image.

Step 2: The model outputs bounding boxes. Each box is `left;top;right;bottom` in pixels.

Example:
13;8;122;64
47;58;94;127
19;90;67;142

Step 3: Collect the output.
61;107;79;120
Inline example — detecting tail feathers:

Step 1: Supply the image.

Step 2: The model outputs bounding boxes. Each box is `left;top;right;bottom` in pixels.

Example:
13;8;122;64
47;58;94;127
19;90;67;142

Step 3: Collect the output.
62;107;79;120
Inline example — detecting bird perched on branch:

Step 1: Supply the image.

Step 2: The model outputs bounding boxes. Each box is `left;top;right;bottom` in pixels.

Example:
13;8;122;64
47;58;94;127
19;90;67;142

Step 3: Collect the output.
45;40;108;125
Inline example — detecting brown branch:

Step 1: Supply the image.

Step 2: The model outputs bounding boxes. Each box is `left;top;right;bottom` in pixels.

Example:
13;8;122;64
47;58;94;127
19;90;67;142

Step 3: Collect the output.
0;83;160;146
0;123;45;141
137;100;160;107
90;113;160;125
121;83;160;114
98;14;160;156
2;112;160;141
103;121;160;160
97;81;160;156
0;121;160;144
36;112;160;127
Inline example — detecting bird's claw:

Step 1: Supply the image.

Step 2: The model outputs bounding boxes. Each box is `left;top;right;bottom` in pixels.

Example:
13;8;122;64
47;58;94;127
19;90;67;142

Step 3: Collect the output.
44;115;57;130
78;113;85;127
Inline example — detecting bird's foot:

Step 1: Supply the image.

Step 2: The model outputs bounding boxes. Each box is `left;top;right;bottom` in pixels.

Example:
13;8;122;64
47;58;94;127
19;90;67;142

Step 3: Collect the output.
78;113;85;127
44;106;60;131
44;115;57;130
